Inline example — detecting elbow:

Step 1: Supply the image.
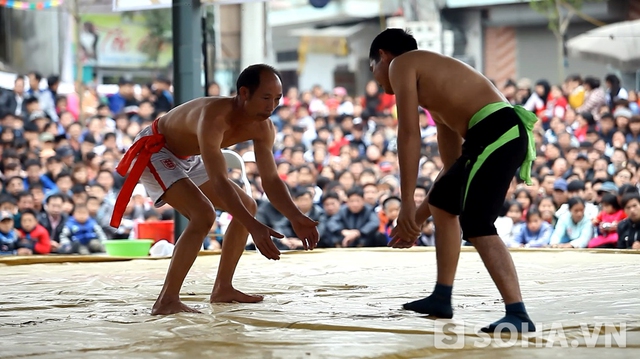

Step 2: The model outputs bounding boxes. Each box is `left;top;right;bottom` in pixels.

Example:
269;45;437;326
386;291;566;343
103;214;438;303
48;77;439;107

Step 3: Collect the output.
261;176;282;192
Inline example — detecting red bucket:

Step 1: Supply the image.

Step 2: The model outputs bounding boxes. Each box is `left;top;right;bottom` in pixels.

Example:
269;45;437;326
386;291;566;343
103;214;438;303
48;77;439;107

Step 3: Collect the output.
137;220;175;244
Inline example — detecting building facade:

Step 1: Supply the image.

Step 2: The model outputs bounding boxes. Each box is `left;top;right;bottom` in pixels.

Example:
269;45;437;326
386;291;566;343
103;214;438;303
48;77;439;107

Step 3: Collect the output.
442;0;634;87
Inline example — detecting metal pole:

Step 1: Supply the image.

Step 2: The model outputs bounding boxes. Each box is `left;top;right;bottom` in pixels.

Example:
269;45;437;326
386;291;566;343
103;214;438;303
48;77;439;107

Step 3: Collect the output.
172;0;202;242
202;11;209;96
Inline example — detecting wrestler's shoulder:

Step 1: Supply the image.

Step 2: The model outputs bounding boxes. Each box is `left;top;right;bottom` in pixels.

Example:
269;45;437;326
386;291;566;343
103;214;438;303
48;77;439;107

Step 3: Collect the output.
199;96;234;113
391;50;438;66
249;119;276;140
194;97;235;123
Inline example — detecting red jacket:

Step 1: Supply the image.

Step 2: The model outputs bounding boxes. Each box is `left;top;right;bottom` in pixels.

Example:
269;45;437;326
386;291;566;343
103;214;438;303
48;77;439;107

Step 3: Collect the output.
19;224;51;254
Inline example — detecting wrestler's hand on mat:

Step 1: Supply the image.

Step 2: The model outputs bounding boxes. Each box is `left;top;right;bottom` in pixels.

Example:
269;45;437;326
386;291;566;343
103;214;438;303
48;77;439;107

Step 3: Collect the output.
388;226;415;249
248;222;284;260
632;241;640;250
291;215;320;250
389;206;421;248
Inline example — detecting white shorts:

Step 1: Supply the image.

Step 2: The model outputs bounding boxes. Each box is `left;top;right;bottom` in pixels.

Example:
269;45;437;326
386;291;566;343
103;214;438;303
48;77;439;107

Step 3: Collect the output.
134;126;209;207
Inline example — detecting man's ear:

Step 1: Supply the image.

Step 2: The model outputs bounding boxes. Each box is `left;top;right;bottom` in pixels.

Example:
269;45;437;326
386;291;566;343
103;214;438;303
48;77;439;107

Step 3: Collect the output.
238;87;249;100
379;49;392;62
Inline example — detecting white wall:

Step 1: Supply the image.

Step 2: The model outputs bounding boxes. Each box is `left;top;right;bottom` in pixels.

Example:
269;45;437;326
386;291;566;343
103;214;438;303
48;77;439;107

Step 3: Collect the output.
298;54;341;91
241;1;266;69
460;9;483;71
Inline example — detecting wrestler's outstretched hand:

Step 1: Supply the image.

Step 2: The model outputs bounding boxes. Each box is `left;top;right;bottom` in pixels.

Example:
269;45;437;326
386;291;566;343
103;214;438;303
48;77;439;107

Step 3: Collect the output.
291;215;320;250
388;226;415;248
389;205;420;248
249;223;283;260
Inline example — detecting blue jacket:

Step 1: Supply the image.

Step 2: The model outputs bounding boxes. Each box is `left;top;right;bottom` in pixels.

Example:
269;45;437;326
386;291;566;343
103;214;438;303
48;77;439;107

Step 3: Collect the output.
511;221;553;248
60;217;105;245
0;229;19;254
24;175;58;194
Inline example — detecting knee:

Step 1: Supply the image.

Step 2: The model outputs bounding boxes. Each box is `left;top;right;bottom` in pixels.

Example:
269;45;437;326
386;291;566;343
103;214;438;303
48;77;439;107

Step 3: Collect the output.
244;197;257;215
429;203;458;222
188;201;216;231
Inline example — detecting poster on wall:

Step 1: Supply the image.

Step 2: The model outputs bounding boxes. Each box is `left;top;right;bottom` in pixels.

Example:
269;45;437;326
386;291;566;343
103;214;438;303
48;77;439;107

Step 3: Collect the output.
111;0;268;12
79;13;173;68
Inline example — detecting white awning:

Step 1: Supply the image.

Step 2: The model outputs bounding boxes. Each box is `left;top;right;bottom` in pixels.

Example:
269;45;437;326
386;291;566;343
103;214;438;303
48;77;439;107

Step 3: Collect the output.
288;23;367;38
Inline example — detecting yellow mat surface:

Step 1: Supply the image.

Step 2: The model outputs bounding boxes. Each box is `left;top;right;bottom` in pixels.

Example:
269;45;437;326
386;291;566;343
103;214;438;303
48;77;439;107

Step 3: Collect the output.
1;248;639;358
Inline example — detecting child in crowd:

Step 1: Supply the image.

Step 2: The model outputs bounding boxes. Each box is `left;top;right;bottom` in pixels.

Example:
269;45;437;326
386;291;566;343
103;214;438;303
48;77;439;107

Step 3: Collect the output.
380;196;400;244
495;200;525;246
537;196;558;226
0;211;19;255
416;217;435;246
59;204;107;255
17;209;51;255
510;208;553;248
589;193;626;248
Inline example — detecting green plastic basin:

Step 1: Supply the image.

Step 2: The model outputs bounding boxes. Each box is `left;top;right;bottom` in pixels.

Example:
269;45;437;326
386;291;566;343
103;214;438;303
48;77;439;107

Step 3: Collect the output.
104;240;154;257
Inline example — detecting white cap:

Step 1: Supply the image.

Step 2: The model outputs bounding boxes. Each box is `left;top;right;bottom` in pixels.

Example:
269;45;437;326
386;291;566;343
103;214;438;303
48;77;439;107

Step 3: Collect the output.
242;151;256;163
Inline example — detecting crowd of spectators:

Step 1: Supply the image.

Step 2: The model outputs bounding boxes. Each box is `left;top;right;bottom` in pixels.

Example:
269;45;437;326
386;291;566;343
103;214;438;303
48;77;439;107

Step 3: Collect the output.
0;69;639;256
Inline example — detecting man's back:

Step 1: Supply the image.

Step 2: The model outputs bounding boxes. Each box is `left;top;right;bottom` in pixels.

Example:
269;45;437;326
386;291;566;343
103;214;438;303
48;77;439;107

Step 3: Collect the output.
391;50;506;136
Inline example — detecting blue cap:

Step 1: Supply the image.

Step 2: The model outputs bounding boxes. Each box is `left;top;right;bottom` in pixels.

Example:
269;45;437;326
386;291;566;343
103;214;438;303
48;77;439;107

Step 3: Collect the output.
553;178;568;191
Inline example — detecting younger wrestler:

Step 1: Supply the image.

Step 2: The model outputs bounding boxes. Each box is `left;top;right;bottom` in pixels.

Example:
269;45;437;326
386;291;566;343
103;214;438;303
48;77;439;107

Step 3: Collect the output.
368;29;537;333
111;64;319;315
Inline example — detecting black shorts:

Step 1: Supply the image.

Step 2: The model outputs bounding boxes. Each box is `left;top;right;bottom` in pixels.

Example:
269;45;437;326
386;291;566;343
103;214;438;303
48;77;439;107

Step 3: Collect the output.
428;106;528;240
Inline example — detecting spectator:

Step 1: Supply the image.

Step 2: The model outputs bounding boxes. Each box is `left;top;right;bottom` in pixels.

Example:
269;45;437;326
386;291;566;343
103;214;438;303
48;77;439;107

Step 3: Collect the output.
274;187;326;250
617;193;640;249
0;211;19;255
495;200;524;246
23;159;57;193
58;204;107;255
326;187;380;247
549;197;593;248
152;76;174;113
0;76;26;117
565;74;585;110
417;217;436;246
108;77;138;115
577;77;606;119
511;208;553;248
38;193;68;252
605;74;628;111
588;193;626;248
378;196;400;245
17;209;51;255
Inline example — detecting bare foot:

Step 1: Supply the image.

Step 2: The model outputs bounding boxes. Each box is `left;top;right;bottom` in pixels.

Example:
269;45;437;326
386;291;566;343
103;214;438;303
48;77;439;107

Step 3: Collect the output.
151;299;202;315
210;287;264;303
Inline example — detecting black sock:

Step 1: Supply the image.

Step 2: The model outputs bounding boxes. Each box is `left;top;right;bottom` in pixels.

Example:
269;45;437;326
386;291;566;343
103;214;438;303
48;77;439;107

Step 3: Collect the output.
402;283;453;318
480;302;536;333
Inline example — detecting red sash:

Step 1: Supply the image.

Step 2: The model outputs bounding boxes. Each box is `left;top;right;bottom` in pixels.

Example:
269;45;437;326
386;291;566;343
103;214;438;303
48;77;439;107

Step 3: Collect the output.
110;119;166;228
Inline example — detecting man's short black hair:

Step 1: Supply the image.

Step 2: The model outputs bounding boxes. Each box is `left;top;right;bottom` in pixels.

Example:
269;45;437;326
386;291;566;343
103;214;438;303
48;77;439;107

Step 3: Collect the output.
622;193;640;209
369;28;418;62
28;71;42;81
321;191;340;204
236;64;282;96
346;186;365;199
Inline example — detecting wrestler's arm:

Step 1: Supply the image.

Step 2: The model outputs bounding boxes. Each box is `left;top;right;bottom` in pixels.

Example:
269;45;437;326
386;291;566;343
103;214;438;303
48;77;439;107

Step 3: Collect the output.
388;59;422;206
197;110;261;231
414;118;463;225
254;121;306;221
